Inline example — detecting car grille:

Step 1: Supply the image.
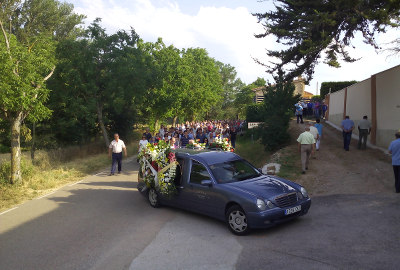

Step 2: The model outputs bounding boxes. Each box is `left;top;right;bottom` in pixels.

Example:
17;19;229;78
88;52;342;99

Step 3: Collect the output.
274;192;298;208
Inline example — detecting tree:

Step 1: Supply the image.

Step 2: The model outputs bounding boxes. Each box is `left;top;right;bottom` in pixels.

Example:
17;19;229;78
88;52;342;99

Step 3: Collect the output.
235;77;268;119
209;62;245;120
254;0;400;81
51;19;149;146
140;44;223;127
235;85;256;119
138;39;184;130
0;0;83;184
179;48;223;121
250;77;267;88
259;78;300;151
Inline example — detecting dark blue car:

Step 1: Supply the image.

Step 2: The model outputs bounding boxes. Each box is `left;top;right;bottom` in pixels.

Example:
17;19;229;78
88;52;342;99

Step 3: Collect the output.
137;150;311;235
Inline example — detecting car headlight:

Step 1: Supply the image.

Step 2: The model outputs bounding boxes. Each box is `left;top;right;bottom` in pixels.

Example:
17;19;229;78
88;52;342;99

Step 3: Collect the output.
256;199;266;211
300;187;308;198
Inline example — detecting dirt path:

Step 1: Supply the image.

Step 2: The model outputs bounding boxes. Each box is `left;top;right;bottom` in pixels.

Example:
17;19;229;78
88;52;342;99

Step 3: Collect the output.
287;120;394;196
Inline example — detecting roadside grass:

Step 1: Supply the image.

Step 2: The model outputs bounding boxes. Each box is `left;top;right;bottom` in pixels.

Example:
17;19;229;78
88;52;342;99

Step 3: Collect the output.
235;135;271;168
273;146;302;180
0;138;139;212
235;128;301;181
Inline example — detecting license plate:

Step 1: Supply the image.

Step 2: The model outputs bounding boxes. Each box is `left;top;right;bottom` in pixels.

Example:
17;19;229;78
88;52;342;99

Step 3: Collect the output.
285;205;301;215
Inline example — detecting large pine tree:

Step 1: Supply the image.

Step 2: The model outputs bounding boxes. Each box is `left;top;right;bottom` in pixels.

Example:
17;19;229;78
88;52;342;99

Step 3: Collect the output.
254;0;400;81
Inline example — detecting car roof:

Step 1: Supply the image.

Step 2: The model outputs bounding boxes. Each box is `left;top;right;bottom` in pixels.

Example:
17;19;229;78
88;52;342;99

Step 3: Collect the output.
176;150;242;166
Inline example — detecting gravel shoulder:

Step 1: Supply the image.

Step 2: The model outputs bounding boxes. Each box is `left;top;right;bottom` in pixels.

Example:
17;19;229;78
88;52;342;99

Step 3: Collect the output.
284;120;394;196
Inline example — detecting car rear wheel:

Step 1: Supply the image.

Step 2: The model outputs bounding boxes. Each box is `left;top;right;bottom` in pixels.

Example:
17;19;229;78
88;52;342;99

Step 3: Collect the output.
226;205;250;235
148;188;160;208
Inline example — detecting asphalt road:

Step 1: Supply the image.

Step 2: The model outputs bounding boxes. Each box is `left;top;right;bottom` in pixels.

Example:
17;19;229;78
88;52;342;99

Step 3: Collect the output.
1;158;399;270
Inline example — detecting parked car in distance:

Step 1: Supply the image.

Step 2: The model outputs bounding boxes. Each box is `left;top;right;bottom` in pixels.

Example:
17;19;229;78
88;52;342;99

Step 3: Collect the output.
137;150;311;235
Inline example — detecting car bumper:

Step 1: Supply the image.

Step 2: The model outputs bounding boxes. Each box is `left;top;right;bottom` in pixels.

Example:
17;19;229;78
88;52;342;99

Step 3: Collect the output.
247;198;311;229
137;181;148;196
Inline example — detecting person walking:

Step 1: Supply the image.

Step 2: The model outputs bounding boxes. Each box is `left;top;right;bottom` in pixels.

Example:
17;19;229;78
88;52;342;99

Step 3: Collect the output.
108;133;127;176
314;119;323;151
388;130;400;193
143;128;152;141
357;115;372;150
341;116;355;151
230;127;237;148
295;102;304;124
297;125;316;174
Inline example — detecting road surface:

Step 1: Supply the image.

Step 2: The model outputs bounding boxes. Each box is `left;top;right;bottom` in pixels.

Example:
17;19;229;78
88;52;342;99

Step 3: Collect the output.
1;157;400;269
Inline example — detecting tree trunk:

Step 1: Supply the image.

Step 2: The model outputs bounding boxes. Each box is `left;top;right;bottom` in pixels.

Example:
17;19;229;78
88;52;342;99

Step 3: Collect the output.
10;113;23;184
154;119;159;134
172;116;178;127
31;122;36;161
96;101;109;148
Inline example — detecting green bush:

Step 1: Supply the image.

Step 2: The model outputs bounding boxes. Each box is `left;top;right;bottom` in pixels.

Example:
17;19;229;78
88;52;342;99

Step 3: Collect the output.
0;144;9;153
246;103;265;122
0;162;11;185
0;157;38;185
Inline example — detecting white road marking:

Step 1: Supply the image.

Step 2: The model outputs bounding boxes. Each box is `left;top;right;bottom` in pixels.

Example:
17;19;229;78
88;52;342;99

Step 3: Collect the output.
68;180;83;187
94;171;109;176
0;207;18;216
36;191;56;200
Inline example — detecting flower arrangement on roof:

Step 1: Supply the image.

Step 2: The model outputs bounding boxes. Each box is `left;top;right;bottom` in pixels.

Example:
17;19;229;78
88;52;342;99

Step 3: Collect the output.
209;136;234;152
186;139;206;149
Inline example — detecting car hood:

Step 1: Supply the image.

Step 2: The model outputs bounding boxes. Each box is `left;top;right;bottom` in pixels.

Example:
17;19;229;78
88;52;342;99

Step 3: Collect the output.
228;175;297;199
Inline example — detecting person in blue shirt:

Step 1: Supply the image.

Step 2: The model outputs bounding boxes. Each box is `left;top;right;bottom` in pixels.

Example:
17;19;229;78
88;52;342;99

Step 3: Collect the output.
341;116;355;151
295;102;304;124
322;104;328;119
388;130;400;193
195;129;206;143
314;118;323;150
180;130;190;148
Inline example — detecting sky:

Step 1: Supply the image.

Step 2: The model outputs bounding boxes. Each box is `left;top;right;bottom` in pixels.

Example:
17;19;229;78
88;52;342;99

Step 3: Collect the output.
68;0;400;94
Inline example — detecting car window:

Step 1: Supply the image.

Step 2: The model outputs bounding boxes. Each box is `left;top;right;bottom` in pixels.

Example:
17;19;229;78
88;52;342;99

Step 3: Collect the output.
209;159;261;184
190;161;211;185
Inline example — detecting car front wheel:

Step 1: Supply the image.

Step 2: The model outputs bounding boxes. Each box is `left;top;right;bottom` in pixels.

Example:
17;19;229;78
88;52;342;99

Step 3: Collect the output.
226;205;250;235
148;188;160;208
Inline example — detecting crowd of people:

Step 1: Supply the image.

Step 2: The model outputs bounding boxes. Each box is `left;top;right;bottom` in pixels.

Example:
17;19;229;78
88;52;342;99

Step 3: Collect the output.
139;120;244;150
295;100;328;124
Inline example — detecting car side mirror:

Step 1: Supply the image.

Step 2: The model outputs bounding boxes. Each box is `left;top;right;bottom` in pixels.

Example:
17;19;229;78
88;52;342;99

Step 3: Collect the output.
258;168;264;174
201;180;213;187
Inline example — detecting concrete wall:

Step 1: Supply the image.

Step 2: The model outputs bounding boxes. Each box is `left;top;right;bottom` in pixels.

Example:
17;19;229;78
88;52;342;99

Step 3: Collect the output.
327;64;400;148
346;79;372;138
376;65;400;148
328;88;345;127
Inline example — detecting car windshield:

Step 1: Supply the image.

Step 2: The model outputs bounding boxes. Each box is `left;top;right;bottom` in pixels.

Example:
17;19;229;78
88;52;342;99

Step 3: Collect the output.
209;159;261;184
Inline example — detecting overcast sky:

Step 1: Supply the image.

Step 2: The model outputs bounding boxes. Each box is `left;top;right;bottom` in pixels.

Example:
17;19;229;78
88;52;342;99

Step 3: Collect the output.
68;0;400;94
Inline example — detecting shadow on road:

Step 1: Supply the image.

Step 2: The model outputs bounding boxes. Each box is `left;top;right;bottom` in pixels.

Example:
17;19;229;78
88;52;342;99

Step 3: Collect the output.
0;180;175;270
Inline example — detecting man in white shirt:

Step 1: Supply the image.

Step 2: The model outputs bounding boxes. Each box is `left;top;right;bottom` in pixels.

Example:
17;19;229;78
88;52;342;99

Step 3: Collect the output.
308;123;319;140
159;125;165;138
307;122;319;154
357;115;372;150
139;135;148;150
108;133;127;175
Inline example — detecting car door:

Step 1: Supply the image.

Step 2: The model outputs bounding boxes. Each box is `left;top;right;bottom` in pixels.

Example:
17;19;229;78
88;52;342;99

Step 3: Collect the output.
160;158;190;209
184;160;222;217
